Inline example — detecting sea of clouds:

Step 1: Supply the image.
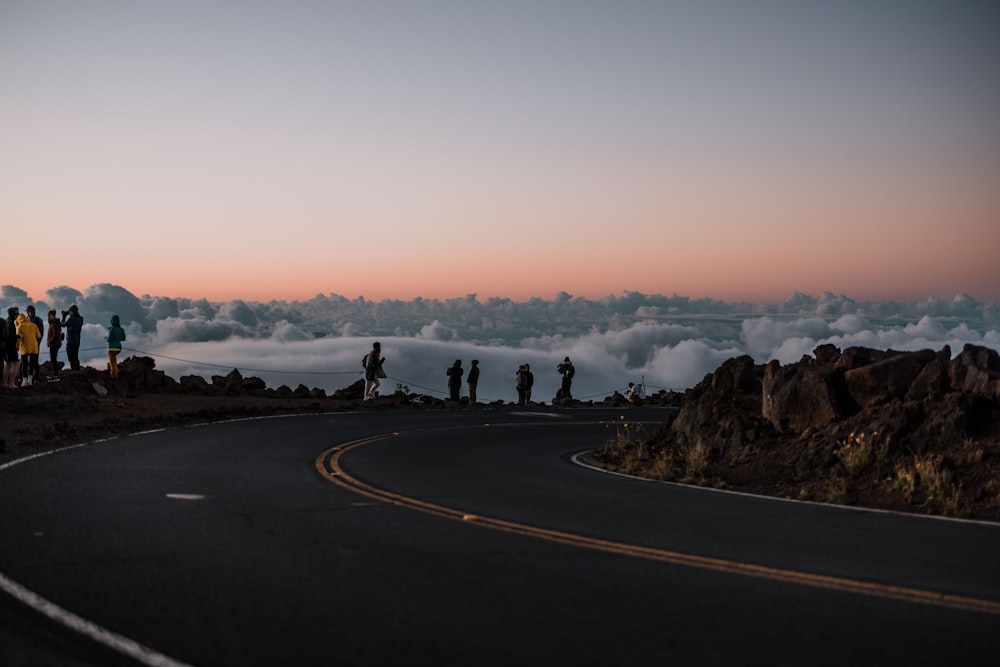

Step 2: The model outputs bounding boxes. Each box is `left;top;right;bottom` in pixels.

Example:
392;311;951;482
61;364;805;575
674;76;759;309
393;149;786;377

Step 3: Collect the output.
4;284;998;404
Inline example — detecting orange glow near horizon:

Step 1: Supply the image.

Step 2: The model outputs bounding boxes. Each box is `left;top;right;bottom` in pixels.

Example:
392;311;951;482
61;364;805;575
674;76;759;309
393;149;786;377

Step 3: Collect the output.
4;3;999;308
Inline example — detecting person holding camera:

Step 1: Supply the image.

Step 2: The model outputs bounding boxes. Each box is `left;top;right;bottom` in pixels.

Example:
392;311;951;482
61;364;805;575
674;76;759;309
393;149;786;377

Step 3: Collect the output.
61;305;84;371
557;356;575;400
446;359;463;401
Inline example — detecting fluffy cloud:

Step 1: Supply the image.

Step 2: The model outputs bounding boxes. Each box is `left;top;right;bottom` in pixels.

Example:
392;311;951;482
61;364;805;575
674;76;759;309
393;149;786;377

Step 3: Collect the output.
7;283;995;402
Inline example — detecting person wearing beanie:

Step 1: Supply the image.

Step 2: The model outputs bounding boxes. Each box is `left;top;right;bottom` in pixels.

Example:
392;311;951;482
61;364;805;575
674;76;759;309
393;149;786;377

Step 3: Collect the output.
105;314;126;379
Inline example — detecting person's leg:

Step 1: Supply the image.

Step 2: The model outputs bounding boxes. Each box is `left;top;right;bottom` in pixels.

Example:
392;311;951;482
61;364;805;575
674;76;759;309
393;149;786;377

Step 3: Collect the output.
108;350;120;378
68;343;80;370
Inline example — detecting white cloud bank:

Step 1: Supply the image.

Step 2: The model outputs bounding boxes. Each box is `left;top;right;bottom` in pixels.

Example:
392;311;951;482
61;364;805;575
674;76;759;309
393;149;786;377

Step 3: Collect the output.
3;285;997;403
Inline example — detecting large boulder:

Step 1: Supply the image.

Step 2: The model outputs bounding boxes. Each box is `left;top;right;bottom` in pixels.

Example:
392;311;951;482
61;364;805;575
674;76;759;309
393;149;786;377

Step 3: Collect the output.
669;356;773;455
762;355;857;432
950;344;1000;400
843;349;937;409
212;369;247;396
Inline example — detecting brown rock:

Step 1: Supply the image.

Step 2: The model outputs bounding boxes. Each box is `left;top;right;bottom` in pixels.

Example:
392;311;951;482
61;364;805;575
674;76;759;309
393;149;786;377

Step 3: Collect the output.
950;344;1000;400
843;349;936;409
762;361;855;432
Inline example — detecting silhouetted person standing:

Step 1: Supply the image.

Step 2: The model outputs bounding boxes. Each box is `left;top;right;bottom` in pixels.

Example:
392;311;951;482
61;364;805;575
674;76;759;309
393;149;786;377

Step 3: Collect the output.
466;359;479;404
363;341;385;400
46;310;63;379
446;359;463;401
3;308;19;388
558;356;575;400
524;363;534;404
61;305;83;371
515;365;528;405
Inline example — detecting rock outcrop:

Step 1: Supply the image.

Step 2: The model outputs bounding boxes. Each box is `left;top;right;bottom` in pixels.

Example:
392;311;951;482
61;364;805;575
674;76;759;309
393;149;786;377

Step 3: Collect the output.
596;344;1000;519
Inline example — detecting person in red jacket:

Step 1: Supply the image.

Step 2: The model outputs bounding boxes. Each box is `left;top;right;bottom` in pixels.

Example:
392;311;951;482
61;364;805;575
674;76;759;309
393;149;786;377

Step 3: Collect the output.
46;309;63;380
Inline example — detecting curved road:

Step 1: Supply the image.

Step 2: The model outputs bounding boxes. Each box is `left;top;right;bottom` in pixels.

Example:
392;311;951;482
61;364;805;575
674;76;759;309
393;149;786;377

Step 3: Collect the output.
1;408;998;666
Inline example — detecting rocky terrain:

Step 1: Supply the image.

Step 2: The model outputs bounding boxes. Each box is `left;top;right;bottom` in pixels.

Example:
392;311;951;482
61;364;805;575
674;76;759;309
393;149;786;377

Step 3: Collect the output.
595;343;1000;521
3;346;998;522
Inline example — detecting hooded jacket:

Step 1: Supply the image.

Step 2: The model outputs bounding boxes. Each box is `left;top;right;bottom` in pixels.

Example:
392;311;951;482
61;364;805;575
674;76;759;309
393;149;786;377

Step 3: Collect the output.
16;314;41;356
106;315;126;351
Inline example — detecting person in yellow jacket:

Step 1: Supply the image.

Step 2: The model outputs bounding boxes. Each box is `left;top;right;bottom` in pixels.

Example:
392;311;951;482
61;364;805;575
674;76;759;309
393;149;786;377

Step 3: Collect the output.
15;312;41;387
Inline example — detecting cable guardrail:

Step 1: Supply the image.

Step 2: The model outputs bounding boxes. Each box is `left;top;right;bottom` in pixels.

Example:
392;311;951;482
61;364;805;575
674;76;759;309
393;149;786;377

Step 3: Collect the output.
76;346;677;403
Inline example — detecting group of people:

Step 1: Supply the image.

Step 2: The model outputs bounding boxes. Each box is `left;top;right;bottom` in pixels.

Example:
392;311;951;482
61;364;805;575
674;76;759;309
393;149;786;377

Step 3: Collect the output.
364;343;577;406
514;357;574;405
445;358;480;403
0;304;126;387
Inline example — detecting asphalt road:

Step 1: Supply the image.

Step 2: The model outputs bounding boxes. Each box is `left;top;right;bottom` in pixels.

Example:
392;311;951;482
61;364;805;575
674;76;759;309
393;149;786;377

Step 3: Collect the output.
1;407;998;666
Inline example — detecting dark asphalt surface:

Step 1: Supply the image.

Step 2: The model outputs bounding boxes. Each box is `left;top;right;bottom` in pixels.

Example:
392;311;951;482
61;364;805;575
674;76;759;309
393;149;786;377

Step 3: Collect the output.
1;407;998;666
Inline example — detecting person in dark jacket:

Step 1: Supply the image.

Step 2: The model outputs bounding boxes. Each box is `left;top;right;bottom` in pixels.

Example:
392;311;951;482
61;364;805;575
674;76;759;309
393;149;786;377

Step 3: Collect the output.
0;315;10;387
524;363;534;404
446;359;463;401
61;304;84;371
3;308;19;388
515;365;528;405
466;359;480;404
363;341;385;400
557;356;575;400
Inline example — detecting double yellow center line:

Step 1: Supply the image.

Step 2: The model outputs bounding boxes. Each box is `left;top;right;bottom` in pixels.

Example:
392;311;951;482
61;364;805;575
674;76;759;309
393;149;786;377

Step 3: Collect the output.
316;427;1000;617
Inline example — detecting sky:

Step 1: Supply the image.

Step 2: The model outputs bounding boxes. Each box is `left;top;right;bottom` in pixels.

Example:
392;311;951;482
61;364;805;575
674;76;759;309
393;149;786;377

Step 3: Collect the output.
2;1;998;304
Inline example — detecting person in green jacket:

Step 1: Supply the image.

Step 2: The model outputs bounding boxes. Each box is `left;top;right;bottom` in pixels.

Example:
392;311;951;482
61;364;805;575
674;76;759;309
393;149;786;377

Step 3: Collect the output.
105;315;126;379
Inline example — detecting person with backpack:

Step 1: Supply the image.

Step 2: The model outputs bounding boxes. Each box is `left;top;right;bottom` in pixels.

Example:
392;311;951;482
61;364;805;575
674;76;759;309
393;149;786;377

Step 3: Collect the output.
557;356;575;400
362;341;385;400
105;314;126;379
515;365;528;405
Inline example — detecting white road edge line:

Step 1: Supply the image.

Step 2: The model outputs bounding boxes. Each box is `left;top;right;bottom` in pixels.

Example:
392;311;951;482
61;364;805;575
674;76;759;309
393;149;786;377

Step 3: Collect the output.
570;450;1000;529
0;571;194;667
0;412;344;666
